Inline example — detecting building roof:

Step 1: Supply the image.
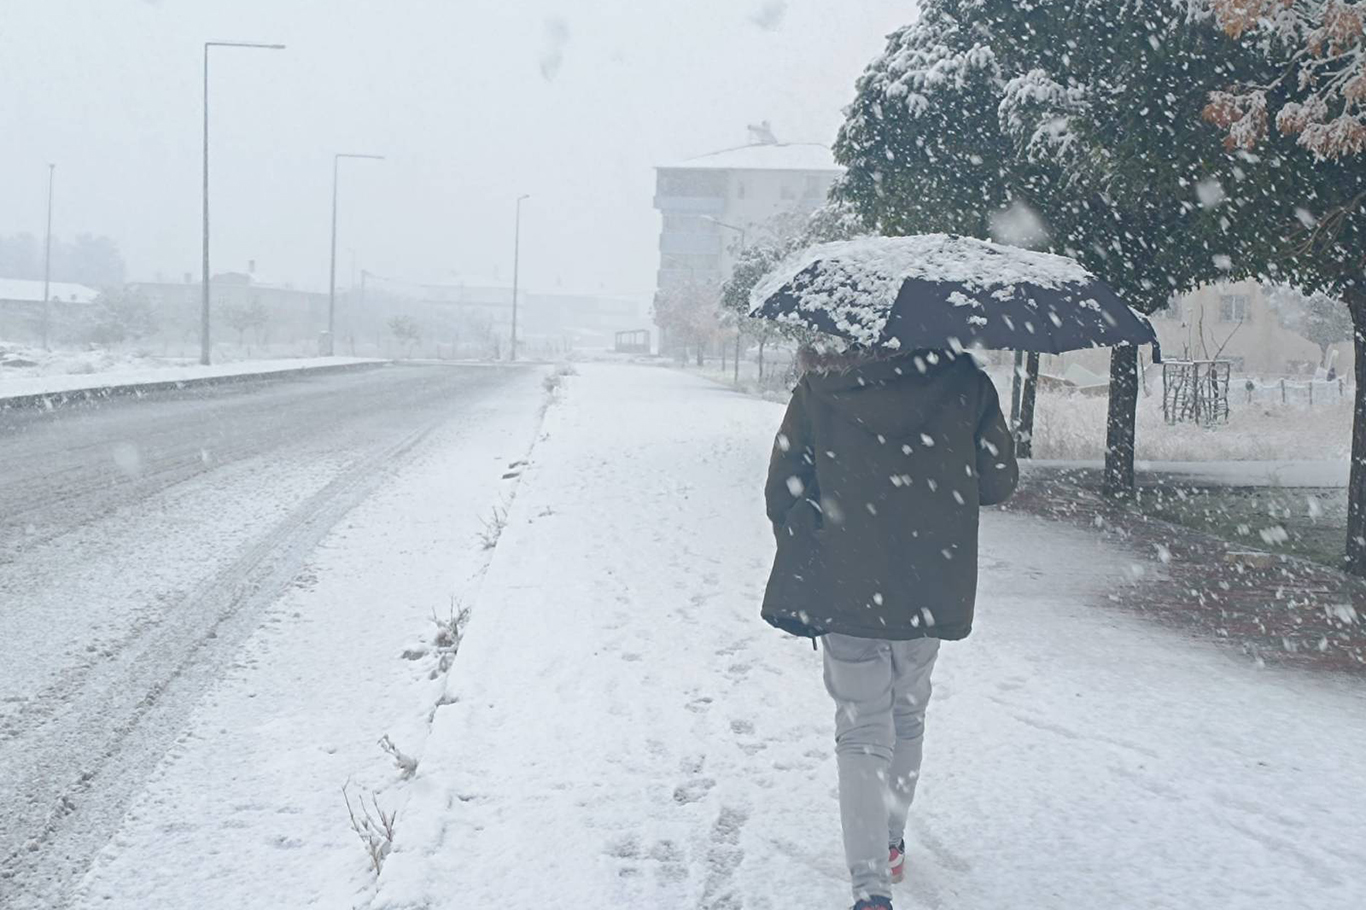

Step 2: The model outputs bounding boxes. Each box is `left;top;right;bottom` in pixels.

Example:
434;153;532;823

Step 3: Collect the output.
0;278;101;304
658;142;842;173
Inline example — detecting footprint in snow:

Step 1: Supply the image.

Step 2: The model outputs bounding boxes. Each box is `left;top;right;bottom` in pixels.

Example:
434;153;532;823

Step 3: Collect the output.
673;777;716;805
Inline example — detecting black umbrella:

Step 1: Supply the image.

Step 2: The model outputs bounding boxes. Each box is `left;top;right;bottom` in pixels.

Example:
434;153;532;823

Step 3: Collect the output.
749;234;1159;359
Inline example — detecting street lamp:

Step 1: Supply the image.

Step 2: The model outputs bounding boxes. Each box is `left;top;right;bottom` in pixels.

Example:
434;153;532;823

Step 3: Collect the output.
705;216;748;383
41;164;55;351
703;215;747;253
328;153;385;355
511;194;530;362
201;40;286;366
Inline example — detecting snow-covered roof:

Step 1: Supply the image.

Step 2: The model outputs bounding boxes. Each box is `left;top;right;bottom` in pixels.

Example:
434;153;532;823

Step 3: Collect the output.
659;143;842;173
0;278;101;304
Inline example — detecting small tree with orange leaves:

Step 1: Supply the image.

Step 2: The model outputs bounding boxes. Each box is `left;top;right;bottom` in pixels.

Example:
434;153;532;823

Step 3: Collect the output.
1206;0;1366;159
1200;1;1366;575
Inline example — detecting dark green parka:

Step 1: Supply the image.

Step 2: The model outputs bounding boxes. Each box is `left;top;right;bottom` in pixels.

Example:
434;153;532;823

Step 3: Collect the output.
761;352;1017;641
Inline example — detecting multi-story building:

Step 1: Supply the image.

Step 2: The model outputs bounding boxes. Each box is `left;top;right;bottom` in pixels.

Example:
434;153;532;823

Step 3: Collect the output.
653;128;843;297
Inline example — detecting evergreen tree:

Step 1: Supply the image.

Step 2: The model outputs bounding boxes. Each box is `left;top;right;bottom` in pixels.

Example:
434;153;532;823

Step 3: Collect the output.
837;0;1272;492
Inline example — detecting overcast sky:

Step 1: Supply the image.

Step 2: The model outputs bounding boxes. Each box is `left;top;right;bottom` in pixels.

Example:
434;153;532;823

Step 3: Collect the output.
1;0;916;297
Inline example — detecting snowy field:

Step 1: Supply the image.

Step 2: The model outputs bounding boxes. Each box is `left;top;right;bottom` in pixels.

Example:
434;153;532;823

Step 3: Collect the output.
0;343;196;379
1030;382;1354;463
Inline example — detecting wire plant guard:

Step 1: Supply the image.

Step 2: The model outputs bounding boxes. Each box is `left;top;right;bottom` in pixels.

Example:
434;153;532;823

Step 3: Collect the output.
749;234;1159;360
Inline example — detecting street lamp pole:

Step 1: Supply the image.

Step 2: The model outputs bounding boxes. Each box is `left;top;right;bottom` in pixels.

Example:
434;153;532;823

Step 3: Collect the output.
705;217;747;383
41;163;55;351
328;153;384;355
511;194;530;362
202;40;286;366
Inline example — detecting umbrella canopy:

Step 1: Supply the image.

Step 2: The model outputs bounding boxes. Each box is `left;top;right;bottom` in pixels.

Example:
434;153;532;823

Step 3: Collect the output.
749;234;1158;357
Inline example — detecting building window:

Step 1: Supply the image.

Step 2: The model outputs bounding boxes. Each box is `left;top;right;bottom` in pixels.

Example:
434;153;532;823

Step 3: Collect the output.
1219;294;1251;323
660;254;720;272
803;175;824;198
658;171;726;198
780;181;797;201
736;180;747;200
662;214;708;233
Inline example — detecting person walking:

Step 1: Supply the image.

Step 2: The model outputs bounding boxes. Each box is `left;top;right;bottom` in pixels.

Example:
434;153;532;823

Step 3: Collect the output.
761;345;1019;910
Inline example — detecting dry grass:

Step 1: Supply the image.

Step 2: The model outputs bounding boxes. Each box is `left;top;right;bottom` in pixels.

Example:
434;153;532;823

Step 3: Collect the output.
343;784;398;875
477;506;508;550
378;735;419;779
1028;386;1353;462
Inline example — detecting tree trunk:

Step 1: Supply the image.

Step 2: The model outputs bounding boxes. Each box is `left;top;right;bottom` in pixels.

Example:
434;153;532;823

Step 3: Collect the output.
1018;352;1040;459
1345;294;1366;576
1103;344;1140;497
758;338;767;380
696;342;704;367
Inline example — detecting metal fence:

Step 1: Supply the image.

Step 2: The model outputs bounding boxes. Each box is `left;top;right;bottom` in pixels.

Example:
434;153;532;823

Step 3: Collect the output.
1239;376;1353;409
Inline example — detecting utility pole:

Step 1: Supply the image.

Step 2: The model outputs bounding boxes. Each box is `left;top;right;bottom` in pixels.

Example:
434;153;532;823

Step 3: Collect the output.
705;216;746;383
328;153;384;355
41;164;55;351
201;40;286;366
357;269;368;356
511;194;530;362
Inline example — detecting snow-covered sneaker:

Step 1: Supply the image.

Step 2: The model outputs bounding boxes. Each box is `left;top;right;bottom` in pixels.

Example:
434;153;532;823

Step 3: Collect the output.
854;897;893;910
889;839;906;884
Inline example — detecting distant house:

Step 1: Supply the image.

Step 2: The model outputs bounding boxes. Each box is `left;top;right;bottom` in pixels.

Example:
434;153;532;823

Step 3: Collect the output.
1043;280;1356;379
0;278;102;344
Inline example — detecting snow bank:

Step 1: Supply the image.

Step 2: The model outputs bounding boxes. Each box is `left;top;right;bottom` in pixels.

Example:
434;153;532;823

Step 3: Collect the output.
0;353;385;401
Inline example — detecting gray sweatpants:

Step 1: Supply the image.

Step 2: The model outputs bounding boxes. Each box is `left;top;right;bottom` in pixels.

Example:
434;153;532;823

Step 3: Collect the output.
822;633;940;902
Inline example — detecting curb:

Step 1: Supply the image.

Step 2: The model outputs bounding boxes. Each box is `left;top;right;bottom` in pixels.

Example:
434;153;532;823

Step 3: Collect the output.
0;360;391;412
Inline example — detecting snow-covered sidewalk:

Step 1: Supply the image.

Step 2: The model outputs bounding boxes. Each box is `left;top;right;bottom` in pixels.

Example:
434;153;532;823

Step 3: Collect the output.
375;364;1366;910
0;355;383;402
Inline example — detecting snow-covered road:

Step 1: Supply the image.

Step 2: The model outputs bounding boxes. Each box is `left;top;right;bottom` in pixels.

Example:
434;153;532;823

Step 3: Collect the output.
0;363;548;908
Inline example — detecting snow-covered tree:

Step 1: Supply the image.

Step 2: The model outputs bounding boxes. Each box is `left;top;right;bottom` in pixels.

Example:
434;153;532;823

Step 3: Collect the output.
1204;0;1366;159
653;275;722;366
998;1;1277;493
223;298;269;347
84;288;156;345
388;314;421;358
719;203;867;379
1196;2;1366;571
1266;283;1354;364
833;2;1053;454
837;0;1264;492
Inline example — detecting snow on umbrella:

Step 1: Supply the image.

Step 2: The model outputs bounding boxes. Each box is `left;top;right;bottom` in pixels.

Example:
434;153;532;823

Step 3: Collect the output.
749;234;1159;357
